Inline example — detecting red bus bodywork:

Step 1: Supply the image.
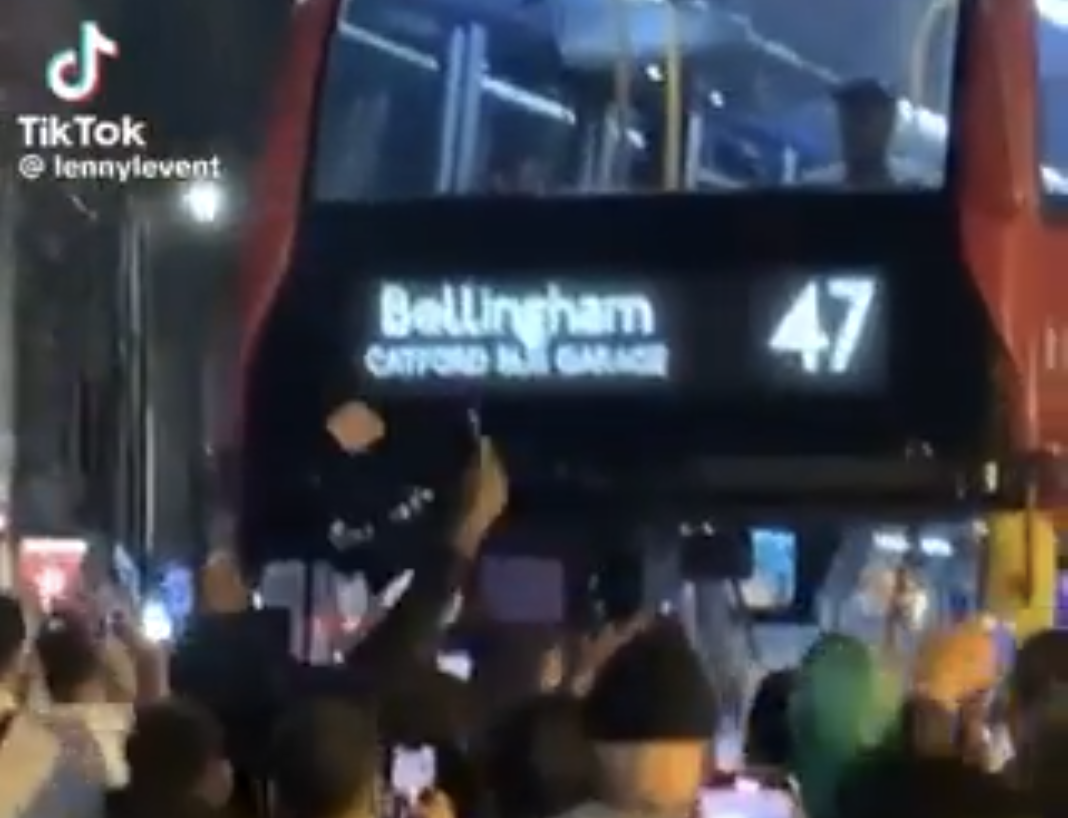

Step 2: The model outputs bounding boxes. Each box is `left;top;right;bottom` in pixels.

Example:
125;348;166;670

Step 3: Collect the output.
238;0;337;386
237;0;1066;495
956;0;1068;452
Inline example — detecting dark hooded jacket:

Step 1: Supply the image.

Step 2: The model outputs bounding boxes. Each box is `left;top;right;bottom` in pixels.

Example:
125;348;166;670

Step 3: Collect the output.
170;545;471;809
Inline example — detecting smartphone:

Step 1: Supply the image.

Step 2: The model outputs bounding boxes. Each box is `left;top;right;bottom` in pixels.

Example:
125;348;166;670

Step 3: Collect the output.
437;652;472;681
391;746;436;796
699;775;796;818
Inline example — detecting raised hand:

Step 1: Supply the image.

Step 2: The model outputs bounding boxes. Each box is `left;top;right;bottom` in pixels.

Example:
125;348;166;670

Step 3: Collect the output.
450;437;508;559
199;551;250;615
412;789;456;818
569;613;651;695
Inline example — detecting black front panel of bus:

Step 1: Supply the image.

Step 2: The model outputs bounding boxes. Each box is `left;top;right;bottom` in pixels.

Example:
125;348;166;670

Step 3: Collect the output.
265;194;1004;460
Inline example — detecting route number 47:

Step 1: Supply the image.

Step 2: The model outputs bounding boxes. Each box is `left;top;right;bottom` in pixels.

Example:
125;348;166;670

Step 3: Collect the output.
768;277;877;375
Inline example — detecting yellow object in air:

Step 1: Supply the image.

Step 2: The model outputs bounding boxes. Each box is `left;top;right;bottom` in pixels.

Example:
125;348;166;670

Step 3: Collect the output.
983;511;1056;639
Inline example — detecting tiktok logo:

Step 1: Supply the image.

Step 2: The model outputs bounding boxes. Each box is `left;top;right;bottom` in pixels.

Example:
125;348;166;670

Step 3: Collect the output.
45;21;118;103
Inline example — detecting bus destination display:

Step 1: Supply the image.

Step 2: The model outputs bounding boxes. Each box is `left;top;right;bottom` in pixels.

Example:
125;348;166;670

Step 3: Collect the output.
356;271;886;393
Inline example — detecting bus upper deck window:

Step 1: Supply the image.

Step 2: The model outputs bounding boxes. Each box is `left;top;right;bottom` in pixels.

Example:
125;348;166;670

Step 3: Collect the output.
311;0;960;197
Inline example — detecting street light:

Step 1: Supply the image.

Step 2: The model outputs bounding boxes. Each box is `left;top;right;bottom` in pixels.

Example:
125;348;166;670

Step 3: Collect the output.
178;179;226;225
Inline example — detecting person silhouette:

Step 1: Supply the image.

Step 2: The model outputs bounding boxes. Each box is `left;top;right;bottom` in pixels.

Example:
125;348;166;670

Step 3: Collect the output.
833;79;900;188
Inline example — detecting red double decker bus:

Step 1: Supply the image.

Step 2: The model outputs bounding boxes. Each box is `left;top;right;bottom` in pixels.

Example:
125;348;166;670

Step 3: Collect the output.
235;0;1068;572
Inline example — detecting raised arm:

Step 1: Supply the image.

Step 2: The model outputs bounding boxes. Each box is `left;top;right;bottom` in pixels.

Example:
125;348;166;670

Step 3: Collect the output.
345;438;507;673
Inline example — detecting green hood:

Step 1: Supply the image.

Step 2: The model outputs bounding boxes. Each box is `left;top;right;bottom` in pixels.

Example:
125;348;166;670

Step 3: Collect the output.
789;635;903;818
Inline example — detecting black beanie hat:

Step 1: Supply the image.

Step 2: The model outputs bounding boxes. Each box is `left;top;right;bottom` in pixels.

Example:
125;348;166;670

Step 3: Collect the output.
583;620;717;742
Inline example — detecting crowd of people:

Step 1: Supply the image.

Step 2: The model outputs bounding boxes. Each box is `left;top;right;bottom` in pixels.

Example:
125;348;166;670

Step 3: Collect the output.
1;437;1067;818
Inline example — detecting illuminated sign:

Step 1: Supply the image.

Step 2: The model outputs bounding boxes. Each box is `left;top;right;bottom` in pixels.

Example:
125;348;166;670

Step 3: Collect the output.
364;282;670;381
768;277;878;376
356;272;885;393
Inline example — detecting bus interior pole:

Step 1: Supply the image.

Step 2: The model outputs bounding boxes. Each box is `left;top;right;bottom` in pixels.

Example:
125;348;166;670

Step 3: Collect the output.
0;172;19;589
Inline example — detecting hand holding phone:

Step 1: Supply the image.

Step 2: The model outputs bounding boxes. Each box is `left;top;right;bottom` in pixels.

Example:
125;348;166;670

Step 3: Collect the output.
411;788;455;818
391;746;437;797
700;773;796;818
452;437;507;557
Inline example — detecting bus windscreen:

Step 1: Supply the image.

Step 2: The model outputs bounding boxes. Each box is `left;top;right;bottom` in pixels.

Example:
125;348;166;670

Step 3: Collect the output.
312;0;958;198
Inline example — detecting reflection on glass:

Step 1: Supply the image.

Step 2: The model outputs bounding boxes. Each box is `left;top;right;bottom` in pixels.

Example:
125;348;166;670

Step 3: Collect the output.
313;0;963;198
1037;5;1068;194
741;527;796;609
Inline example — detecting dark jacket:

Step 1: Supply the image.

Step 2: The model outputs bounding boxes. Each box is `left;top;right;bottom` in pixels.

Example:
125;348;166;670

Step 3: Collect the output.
104;789;224;818
170;546;470;765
